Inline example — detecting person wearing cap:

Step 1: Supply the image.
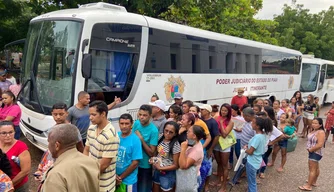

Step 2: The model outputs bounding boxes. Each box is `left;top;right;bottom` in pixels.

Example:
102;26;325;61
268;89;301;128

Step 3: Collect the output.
173;93;183;107
149;100;167;134
231;88;248;109
199;104;220;191
0;67;12;92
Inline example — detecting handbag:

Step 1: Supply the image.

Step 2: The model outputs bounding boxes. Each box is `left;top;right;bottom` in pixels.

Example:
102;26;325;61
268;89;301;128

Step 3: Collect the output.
115;183;126;192
287;136;298;153
218;119;237;150
176;166;198;192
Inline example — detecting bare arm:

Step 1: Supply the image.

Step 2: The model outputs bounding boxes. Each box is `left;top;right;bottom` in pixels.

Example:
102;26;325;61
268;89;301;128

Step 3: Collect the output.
135;131;156;157
83;146;90;156
245;146;256;155
12;150;31;186
269;134;284;146
107;96;121;110
76;141;84;153
179;141;196;169
207;135;219;157
100;157;112;174
4;116;15;122
309;131;325;152
221;121;234;138
119;160;139;180
202;134;211;149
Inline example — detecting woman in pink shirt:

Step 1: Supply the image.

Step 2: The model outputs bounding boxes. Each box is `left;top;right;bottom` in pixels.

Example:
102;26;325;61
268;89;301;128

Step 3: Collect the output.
9;79;21;98
178;125;205;189
0;91;21;139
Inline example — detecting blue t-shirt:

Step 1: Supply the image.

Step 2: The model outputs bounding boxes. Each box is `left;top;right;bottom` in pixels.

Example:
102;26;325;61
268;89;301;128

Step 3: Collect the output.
247;134;266;169
116;132;143;185
132;120;159;168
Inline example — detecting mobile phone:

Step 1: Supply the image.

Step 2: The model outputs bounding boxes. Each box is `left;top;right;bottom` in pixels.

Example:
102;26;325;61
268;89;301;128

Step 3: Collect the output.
187;139;196;147
33;173;41;177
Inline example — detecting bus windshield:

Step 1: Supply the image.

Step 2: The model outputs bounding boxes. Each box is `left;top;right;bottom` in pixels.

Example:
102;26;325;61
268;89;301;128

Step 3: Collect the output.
20;20;82;114
300;63;319;92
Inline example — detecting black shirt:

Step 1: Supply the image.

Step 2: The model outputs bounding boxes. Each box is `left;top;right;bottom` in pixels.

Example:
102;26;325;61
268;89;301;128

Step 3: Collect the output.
202;118;220;150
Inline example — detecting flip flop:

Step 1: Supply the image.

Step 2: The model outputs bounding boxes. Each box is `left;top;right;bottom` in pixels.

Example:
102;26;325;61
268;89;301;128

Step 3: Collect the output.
305;180;319;187
209;181;222;187
259;173;265;179
298;186;312;191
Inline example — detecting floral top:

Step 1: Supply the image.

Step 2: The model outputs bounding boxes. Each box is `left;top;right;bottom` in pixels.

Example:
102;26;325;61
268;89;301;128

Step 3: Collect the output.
0;170;14;192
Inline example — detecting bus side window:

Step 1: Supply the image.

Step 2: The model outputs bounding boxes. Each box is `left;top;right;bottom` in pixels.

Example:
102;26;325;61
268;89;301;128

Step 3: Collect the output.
326;64;334;79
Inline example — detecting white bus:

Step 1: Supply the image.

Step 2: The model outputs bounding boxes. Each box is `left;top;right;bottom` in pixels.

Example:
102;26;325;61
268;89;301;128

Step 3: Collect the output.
300;55;334;104
18;2;302;150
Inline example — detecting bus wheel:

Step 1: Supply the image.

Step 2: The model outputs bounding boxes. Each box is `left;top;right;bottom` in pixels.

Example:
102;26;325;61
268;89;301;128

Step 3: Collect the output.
322;94;327;106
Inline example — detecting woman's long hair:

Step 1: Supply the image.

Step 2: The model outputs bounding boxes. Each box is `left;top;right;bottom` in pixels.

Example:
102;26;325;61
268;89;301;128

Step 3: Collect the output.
169;105;183;122
254;117;273;134
293;91;303;106
158;121;180;157
2;91;17;107
0;149;12;176
219;103;232;127
231;104;241;116
313;118;325;131
264;106;278;127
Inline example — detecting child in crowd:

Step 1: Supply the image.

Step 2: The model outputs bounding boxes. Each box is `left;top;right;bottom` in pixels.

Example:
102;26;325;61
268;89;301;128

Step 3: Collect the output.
314;97;320;118
284;118;296;138
245;117;273;192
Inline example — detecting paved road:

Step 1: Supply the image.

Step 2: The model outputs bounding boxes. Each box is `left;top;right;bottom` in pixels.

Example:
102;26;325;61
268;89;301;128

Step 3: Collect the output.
25;105;334;191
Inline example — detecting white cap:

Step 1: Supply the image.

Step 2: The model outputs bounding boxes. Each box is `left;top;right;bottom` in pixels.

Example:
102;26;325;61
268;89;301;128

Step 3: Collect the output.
199;104;212;113
149;100;166;111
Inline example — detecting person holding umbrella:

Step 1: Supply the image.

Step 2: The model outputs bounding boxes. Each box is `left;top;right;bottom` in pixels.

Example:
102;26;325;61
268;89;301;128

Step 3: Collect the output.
244;117;273;192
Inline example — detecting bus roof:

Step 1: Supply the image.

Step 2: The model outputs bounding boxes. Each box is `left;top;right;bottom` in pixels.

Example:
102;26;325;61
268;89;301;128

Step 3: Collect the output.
32;2;301;55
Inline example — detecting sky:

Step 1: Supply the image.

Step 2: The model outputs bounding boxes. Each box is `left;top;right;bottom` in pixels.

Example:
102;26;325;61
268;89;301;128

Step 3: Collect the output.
256;0;334;20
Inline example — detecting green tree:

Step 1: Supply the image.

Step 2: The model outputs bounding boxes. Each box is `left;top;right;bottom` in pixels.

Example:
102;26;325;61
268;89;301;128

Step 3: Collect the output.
273;3;334;60
0;0;35;49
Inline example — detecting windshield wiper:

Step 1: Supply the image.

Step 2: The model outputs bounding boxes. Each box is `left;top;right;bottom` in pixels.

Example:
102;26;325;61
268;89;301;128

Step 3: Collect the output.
17;73;46;115
29;71;46;114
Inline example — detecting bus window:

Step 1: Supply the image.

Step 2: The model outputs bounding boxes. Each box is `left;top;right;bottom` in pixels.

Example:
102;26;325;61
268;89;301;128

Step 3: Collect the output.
262;50;299;74
88;23;141;104
226;52;236;73
318;64;326;90
326;64;334;79
300;63;319;92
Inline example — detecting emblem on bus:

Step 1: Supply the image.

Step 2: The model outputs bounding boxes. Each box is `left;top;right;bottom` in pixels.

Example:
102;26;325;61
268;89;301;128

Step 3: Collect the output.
288;76;294;89
164;76;185;102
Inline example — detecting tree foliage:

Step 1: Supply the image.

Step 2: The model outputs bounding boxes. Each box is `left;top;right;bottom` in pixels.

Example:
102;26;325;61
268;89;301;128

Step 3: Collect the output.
273;3;334;60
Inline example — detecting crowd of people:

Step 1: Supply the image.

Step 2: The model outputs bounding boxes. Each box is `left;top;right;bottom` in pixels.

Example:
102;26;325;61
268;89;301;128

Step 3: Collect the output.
0;66;331;192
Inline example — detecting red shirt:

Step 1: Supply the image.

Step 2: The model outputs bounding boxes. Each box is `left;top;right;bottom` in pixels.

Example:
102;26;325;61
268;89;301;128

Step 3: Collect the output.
6;140;29;188
231;95;248;109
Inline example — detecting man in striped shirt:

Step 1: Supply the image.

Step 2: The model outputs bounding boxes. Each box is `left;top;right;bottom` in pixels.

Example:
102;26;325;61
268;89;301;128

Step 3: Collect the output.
240;107;256;148
84;100;120;192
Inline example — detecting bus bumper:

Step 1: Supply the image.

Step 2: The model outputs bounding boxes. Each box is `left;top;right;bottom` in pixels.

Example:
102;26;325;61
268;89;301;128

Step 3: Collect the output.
19;121;48;151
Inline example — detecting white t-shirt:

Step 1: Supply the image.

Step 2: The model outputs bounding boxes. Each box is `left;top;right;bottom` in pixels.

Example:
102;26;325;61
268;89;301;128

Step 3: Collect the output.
6;76;16;85
264;126;283;151
232;115;245;139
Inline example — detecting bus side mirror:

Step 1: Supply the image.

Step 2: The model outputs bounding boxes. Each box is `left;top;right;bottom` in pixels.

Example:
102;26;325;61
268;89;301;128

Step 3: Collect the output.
82;53;92;79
